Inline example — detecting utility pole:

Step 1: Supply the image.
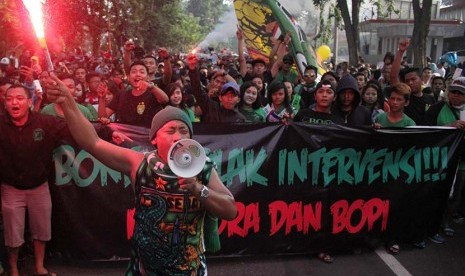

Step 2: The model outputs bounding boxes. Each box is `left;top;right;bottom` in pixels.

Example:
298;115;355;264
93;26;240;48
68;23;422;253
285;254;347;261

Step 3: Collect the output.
333;17;339;66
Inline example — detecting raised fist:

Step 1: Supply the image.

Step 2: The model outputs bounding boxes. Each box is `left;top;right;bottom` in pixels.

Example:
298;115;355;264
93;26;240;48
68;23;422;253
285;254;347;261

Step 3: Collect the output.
158;48;170;59
124;40;135;52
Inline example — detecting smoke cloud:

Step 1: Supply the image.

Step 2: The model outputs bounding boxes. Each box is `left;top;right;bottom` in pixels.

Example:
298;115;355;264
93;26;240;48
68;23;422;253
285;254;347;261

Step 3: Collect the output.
197;5;238;49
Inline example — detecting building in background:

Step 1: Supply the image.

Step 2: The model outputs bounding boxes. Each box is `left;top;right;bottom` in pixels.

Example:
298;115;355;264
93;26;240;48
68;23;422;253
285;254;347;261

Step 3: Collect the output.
359;0;464;66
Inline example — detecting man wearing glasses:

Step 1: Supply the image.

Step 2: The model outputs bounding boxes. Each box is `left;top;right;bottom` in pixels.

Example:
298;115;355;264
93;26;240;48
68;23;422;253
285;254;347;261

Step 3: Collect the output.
295;65;319;109
271;54;299;85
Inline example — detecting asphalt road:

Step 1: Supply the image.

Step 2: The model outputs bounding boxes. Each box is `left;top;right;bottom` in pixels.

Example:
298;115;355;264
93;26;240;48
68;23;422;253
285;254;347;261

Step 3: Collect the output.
14;220;465;276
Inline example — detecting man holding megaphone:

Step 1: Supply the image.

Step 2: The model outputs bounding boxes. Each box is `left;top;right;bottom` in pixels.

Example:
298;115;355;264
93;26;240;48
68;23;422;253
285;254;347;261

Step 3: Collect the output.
46;74;237;276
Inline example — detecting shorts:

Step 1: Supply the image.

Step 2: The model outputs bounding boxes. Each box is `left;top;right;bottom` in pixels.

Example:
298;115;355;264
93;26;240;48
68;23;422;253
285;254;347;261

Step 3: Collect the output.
1;183;52;248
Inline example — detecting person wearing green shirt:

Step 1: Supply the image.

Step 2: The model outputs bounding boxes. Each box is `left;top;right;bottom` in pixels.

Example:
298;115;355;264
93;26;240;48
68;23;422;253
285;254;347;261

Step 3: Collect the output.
238;81;265;123
374;82;415;255
375;83;415;128
41;75;96;121
165;82;196;122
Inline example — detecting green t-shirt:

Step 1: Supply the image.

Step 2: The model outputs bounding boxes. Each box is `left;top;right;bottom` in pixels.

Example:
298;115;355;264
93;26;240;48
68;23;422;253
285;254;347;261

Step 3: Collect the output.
436;104;461;126
375;112;416;127
41;103;96;121
275;69;299;84
238;106;266;123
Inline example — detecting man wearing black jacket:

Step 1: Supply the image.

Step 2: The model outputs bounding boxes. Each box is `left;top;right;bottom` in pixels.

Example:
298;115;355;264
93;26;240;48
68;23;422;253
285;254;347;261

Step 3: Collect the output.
333;74;373;126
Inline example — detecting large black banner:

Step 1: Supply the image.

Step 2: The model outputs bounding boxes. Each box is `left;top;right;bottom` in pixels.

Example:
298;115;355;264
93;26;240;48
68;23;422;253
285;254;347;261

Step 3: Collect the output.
49;123;464;259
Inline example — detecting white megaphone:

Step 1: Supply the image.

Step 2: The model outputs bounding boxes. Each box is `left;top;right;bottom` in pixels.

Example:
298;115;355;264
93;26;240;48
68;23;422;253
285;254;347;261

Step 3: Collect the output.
167;139;207;178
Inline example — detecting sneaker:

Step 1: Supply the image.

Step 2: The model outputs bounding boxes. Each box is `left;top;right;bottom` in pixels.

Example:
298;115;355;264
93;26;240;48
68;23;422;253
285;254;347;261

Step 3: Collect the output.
428;233;445;244
452;214;464;224
443;227;455;237
412;240;426;249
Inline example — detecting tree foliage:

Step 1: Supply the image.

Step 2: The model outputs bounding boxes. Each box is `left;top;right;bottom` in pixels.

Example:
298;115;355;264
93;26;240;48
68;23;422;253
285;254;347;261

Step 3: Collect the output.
187;0;227;36
0;0;226;57
0;0;45;54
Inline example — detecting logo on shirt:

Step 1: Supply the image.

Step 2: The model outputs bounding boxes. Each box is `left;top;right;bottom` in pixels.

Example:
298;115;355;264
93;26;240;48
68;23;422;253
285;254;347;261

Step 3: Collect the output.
137;102;145;115
33;128;45;141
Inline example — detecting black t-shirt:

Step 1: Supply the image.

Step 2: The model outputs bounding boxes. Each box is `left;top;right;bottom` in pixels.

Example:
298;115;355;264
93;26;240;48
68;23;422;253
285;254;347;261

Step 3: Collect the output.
294;108;344;125
296;83;317;109
404;92;436;126
242;71;273;86
108;88;164;127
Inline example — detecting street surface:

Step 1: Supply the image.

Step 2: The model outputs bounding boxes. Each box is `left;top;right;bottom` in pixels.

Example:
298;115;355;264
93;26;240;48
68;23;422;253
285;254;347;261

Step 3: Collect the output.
15;220;465;276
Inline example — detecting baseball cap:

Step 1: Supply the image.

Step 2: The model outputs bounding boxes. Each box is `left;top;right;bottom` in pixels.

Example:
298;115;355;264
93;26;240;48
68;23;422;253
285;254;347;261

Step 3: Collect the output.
0;57;9;65
220;82;240;96
450;77;465;94
315;79;335;93
252;58;266;67
283;54;293;63
228;67;240;78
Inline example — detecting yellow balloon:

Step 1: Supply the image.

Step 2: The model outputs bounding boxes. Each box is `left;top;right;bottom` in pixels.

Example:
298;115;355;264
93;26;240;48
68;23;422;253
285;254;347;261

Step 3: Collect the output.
316;45;331;61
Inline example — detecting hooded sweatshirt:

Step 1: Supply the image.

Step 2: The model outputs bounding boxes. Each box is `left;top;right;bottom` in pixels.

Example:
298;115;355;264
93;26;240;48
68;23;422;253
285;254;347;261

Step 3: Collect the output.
333;74;372;126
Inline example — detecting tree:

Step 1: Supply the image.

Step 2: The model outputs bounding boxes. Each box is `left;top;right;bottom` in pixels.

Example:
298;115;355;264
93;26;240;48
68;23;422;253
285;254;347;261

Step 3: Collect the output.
312;0;361;66
336;0;361;66
142;1;203;52
186;0;227;36
410;0;433;68
1;0;213;58
312;0;404;66
0;0;32;54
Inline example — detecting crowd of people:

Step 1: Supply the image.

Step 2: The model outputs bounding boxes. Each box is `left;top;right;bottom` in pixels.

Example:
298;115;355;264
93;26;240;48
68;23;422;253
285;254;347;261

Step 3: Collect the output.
1;31;465;275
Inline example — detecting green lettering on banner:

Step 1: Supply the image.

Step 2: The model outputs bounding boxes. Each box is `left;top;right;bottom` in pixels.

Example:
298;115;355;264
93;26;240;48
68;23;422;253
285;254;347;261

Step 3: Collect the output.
53;145;131;188
367;148;386;185
308;148;325;185
353;149;369;185
337;149;355;185
382;150;401;182
287;148;308;185
423;148;431;181
223;148;246;186
278;149;287;186
414;149;423;183
218;148;268;187
432;147;440;169
245;147;268;187
441;147;449;180
322;148;339;186
399;147;416;183
282;146;451;187
205;148;223;176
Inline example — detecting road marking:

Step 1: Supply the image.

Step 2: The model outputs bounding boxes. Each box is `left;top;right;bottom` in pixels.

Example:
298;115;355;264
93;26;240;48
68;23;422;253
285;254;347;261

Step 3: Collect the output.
375;248;412;276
